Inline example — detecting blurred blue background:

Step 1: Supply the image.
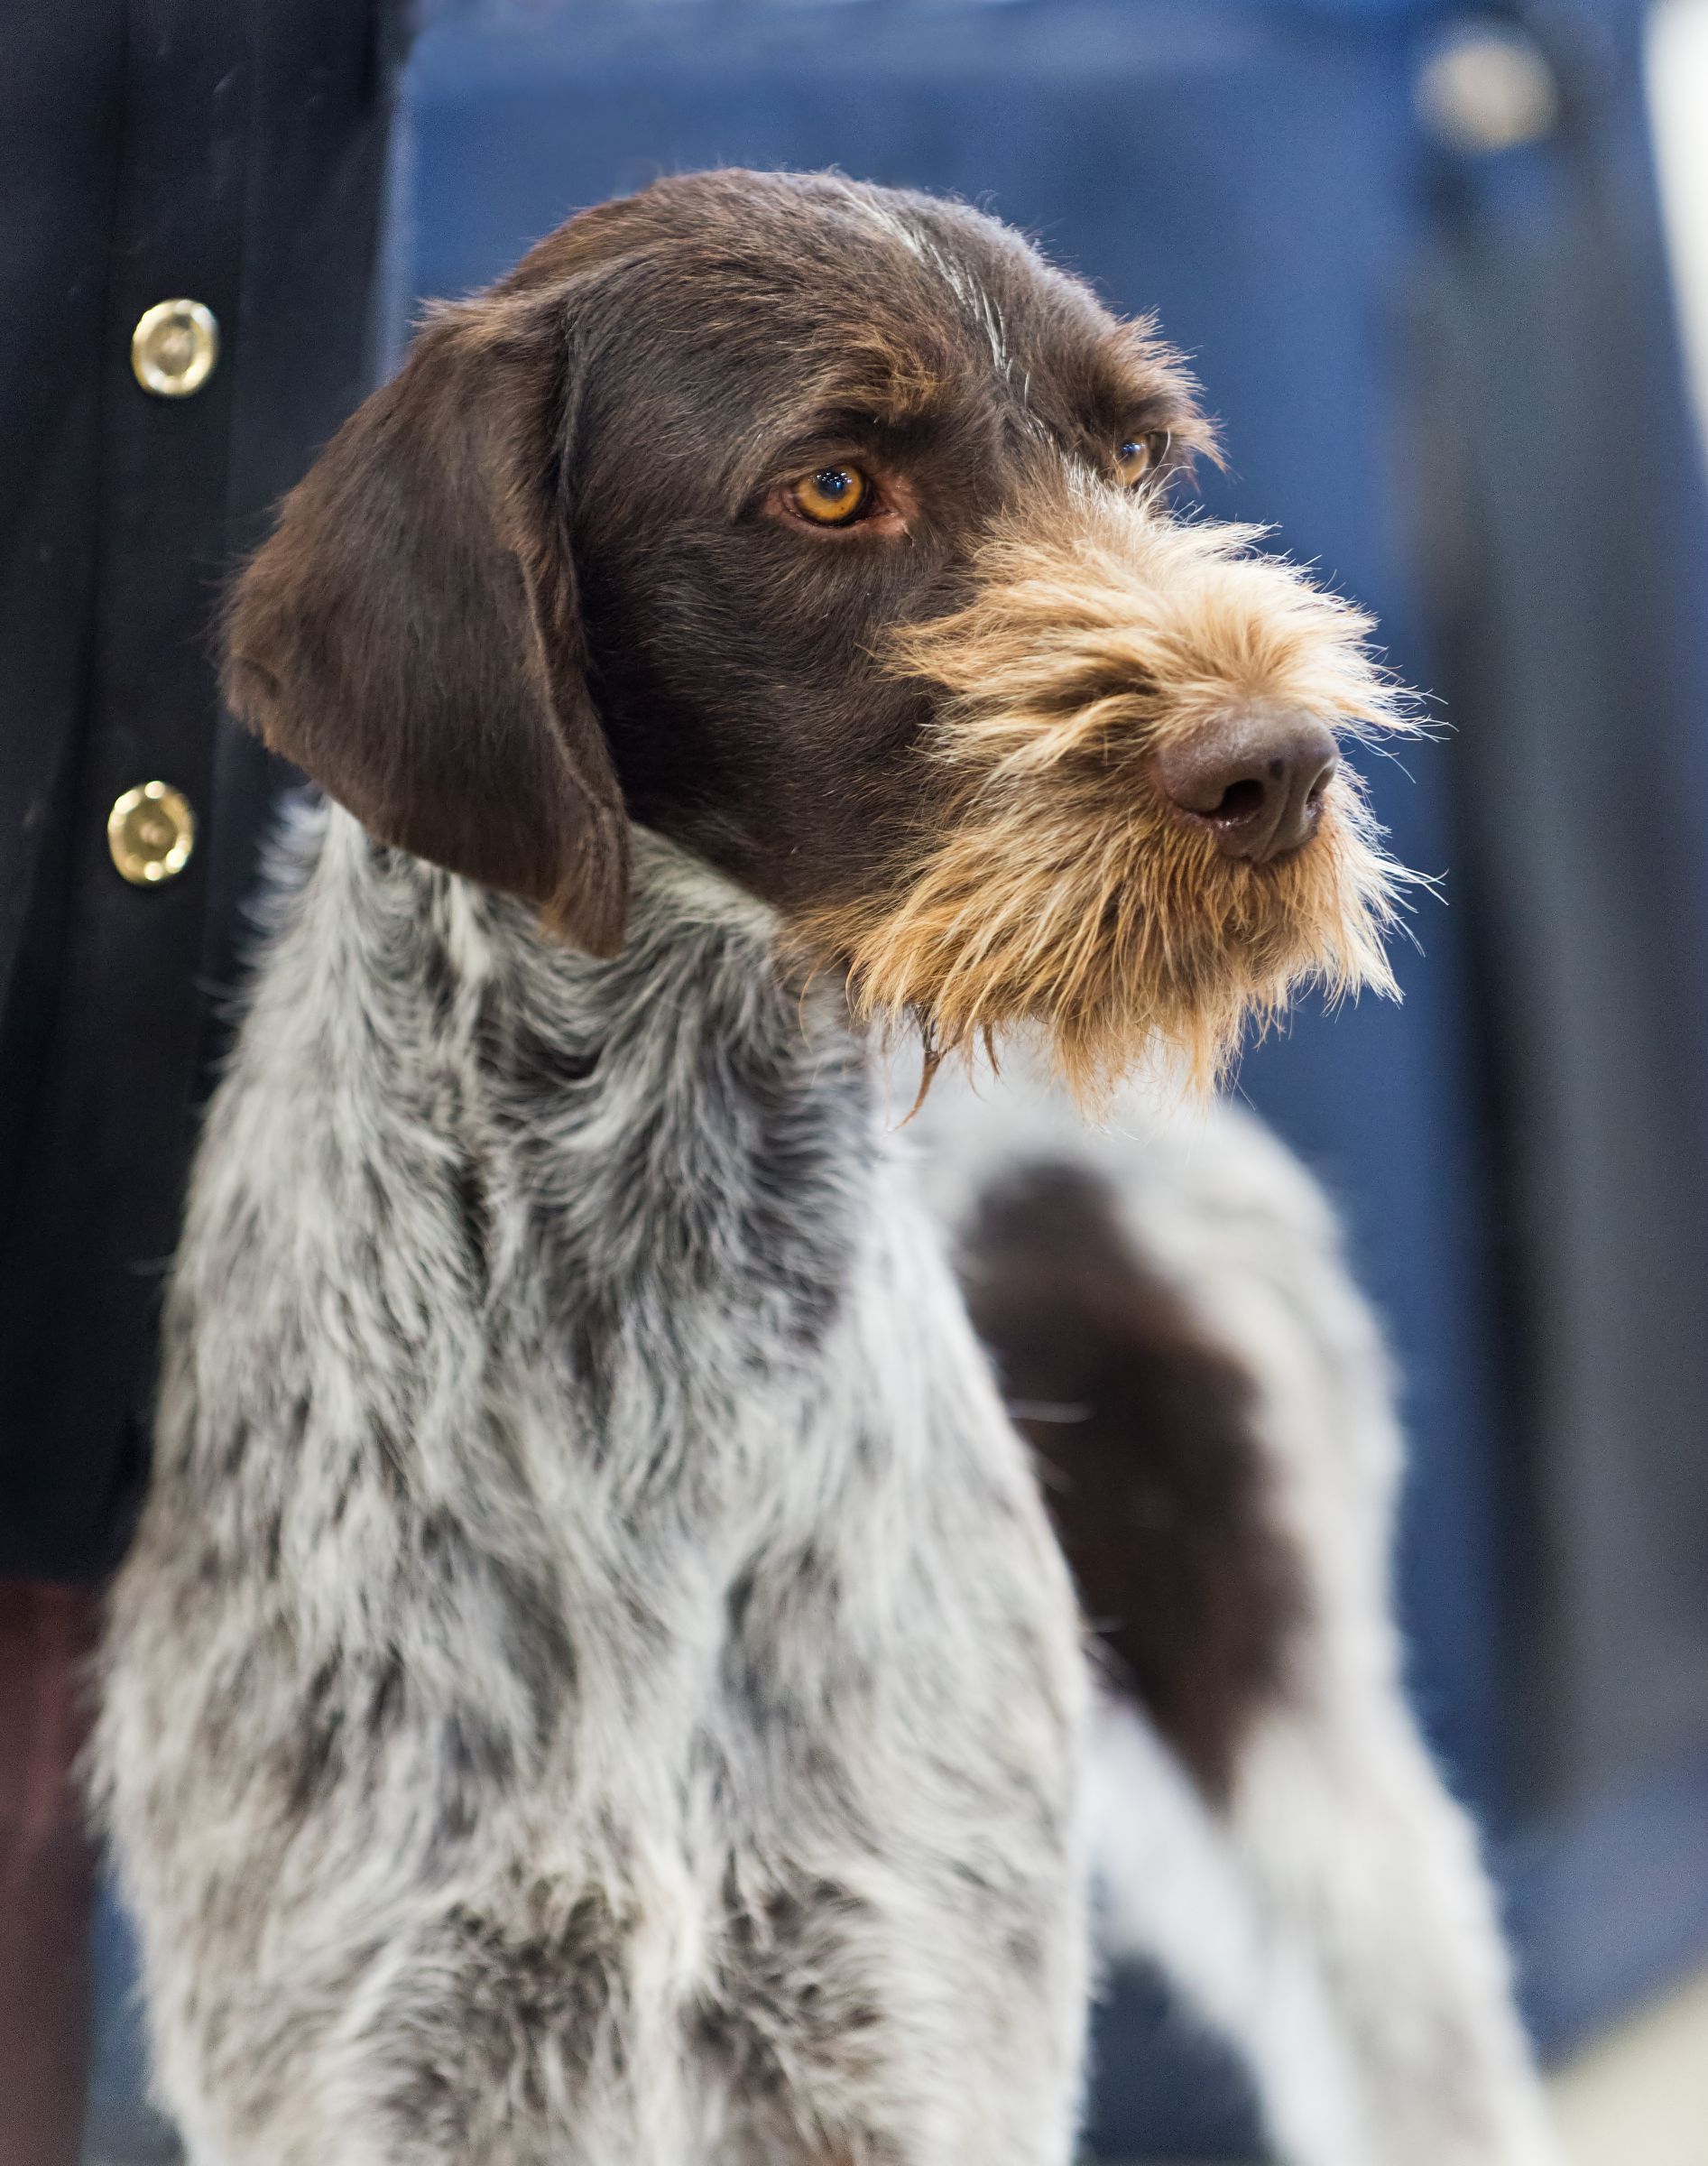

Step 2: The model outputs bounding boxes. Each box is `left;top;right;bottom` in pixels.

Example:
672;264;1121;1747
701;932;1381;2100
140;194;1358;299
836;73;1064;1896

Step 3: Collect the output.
86;1;1708;2158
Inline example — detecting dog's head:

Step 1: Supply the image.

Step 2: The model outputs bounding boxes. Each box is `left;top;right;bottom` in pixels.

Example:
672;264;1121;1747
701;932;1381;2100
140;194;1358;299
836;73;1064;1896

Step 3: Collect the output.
226;170;1410;1097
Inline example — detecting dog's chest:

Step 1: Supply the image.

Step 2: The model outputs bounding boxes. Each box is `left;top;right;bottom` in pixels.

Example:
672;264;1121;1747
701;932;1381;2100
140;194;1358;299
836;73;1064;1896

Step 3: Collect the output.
485;1156;987;1706
135;831;1080;1925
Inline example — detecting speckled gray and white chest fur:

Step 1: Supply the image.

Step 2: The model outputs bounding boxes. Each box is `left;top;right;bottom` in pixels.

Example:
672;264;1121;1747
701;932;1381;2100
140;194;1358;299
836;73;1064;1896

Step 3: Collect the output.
96;805;1088;2166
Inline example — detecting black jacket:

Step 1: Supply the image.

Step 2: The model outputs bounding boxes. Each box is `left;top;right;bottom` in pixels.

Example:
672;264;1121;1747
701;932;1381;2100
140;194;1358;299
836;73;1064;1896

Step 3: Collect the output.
0;0;406;1578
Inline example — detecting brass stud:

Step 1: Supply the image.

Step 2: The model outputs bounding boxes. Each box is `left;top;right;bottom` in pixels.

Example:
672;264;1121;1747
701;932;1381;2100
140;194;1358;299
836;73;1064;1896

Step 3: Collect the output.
131;299;219;398
108;782;196;886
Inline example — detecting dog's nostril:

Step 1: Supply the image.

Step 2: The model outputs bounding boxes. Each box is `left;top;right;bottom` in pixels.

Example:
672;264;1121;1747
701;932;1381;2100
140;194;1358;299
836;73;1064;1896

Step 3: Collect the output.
1213;777;1267;822
1152;709;1341;865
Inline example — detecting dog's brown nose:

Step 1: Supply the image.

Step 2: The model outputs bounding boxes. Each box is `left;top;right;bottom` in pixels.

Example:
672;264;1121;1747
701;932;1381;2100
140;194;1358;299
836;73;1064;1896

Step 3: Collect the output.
1152;708;1339;864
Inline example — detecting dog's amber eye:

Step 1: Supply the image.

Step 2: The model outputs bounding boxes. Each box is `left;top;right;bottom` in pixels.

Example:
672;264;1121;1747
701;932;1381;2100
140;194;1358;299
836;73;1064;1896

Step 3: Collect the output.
1115;437;1159;486
791;466;870;525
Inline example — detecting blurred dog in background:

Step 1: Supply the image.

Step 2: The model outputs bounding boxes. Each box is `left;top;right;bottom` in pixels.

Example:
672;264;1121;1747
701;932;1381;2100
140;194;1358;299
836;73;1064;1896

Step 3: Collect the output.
95;171;1550;2165
916;1060;1554;2165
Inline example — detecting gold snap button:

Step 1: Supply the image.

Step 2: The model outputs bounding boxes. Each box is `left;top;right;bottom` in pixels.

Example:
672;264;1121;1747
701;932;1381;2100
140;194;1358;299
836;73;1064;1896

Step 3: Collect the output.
131;299;219;398
108;782;196;885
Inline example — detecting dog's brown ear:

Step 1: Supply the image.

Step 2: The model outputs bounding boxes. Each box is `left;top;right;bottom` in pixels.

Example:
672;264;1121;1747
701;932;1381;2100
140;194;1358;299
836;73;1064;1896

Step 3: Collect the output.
223;295;627;955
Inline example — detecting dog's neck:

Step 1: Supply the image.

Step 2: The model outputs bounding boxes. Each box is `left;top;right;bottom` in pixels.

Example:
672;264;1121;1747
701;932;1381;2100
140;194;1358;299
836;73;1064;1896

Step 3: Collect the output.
274;797;826;1038
245;801;882;1346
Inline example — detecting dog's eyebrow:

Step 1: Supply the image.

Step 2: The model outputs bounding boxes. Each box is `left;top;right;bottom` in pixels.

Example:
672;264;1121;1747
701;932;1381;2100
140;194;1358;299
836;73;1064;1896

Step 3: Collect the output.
734;366;962;481
1082;323;1214;449
816;343;964;428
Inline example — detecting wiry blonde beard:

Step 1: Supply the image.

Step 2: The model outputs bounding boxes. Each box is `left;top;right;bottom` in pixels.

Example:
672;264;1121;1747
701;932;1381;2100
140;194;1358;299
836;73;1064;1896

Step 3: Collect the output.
804;484;1417;1106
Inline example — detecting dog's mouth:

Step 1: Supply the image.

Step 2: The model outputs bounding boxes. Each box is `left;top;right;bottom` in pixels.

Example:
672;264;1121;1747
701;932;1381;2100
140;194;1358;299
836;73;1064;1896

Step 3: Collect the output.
805;757;1403;1106
799;499;1417;1105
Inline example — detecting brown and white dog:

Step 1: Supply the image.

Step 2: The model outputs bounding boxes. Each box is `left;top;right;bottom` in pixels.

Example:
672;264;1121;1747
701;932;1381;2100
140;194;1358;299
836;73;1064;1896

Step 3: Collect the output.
915;1060;1556;2166
95;171;1553;2166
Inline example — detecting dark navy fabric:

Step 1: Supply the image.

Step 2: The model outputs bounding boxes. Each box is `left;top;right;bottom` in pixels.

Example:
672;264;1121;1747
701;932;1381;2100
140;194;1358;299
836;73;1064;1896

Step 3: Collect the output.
0;0;402;1584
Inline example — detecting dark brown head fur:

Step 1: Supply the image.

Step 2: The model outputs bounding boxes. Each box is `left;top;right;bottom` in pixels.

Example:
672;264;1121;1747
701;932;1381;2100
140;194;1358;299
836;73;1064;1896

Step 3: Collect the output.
225;169;1408;1088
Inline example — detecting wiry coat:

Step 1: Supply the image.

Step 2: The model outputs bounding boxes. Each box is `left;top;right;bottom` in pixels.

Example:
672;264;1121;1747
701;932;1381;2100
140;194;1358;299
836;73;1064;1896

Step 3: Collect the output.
96;808;1088;2166
94;169;1558;2166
